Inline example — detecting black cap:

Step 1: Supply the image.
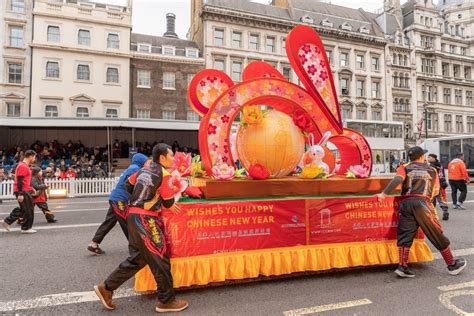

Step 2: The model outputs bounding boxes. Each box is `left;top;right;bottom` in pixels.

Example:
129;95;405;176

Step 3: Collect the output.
408;146;428;161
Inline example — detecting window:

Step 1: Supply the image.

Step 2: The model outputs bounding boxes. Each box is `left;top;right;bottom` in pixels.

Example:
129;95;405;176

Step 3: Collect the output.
214;28;224;46
163;46;175;56
45;105;58;117
11;0;25;12
326;50;333;65
162;72;175;89
266;36;275;53
137;43;151;53
340;52;349;67
9;26;23;48
162;111;175;120
6;102;20;117
420;35;434;48
450;45;455;54
76;107;89;118
421;58;435;74
443;88;451;104
77;64;90;81
453;65;460;78
187;111;199;121
442;63;450;77
461;47;466;55
467;91;473;106
106;67;119;83
213;59;225;71
340;78;349;95
232;31;242;48
455;89;462;105
371;56;380;71
137;70;151;88
78;29;91;45
356;54;365;69
187;74;194;86
356;108;367;120
342;108;351;120
231;61;242;82
249;34;259;50
281;37;286;53
468;116;474;133
46;61;60;78
47;26;60;42
186;48;198;58
106;108;118;118
136;109;150;119
441;43;446;51
465;67;472;80
455;115;463;133
107;33;119;49
282;66;292;81
372;111;382;121
444;114;452;132
356;80;365;97
8;63;22;84
371;81;380;99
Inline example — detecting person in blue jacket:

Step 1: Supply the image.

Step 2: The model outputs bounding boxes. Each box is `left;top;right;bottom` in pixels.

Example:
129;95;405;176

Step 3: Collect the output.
88;153;150;255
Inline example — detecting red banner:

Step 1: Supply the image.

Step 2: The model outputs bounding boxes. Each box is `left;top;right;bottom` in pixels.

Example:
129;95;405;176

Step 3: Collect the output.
163;199;306;258
308;196;401;244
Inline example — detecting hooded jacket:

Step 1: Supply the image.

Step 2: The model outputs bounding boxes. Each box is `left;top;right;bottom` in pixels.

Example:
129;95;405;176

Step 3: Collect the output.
448;158;469;182
31;167;48;203
109;153;148;202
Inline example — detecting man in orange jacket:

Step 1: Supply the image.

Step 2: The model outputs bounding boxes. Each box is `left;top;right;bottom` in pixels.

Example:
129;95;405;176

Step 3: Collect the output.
448;152;470;210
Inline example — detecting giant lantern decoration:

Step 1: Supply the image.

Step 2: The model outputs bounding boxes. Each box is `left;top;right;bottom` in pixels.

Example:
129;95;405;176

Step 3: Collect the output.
187;25;373;178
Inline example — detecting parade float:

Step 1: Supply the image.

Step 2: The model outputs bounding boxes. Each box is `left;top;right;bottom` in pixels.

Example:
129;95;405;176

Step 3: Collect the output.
134;25;433;291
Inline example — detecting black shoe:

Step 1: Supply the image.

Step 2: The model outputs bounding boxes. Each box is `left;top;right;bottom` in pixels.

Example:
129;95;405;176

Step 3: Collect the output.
88;245;105;255
442;212;449;221
47;219;58;223
448;258;467;275
394;265;415;278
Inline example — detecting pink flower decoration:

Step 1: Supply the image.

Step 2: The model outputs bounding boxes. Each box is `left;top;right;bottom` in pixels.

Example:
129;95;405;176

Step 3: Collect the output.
210;142;218;151
199;80;206;87
221;115;230;123
170;152;191;177
320;60;326;67
319;70;328;81
302;44;311;53
307;64;317;75
208;124;217;135
299;54;308;64
169;170;188;201
212;161;235;181
347;165;369;178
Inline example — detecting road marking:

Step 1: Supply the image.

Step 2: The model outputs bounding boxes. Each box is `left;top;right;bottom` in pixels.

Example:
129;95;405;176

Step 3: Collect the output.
433;248;474;260
282;298;372;316
0;208;107;216
0;223;101;232
438;281;474;292
0;287;141;312
0;199;108;206
438;290;474;316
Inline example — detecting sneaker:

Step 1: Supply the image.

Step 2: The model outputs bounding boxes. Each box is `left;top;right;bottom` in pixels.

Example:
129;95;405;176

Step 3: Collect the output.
457;203;466;210
453;204;460;209
394;265;415;278
94;282;116;310
442;212;449;221
156;299;189;313
2;220;11;232
448;258;467;275
20;229;37;234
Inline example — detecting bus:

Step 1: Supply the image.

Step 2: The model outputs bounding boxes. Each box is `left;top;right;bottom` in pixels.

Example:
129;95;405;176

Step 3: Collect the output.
420;135;474;182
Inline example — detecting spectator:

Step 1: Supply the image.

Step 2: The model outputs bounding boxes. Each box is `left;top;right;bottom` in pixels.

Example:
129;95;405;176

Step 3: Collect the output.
172;141;179;153
43;167;54;179
54;167;62;178
0;167;5;182
93;165;107;178
113;139;120;158
448;152;470;210
84;166;94;178
76;166;85;179
61;166;77;179
58;159;67;173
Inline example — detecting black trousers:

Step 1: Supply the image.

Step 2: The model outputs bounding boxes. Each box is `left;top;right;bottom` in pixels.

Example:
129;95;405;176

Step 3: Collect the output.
92;200;128;244
397;198;450;250
104;213;175;304
449;180;467;205
35;202;56;222
4;192;34;230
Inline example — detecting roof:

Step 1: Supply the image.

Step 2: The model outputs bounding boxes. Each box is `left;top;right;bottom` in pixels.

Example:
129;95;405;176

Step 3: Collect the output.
131;33;200;56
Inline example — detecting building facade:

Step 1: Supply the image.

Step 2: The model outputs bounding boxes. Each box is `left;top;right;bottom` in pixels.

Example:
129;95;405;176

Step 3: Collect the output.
130;14;205;120
30;0;132;119
0;0;33;118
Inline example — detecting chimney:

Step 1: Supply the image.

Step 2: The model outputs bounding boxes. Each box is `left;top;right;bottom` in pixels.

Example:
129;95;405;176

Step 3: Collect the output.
163;13;178;38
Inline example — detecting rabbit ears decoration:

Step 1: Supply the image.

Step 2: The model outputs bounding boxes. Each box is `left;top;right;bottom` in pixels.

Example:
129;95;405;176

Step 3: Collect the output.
308;131;332;148
187;25;373;177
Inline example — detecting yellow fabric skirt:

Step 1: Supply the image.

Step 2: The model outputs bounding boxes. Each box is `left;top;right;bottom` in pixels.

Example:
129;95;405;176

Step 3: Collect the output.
134;239;432;291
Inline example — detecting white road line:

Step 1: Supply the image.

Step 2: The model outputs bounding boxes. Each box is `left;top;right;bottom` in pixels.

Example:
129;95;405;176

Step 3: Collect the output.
0;223;101;232
282;299;372;316
0;208;107;215
438;281;474;292
438;290;474;316
0;287;140;312
1;199;108;206
433;248;474;260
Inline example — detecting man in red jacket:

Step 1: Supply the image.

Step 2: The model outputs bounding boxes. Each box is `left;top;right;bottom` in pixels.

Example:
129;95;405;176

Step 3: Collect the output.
2;150;37;233
448;152;470;209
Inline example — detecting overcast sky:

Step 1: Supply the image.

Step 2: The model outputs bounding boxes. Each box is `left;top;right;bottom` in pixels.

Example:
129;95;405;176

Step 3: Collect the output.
97;0;428;38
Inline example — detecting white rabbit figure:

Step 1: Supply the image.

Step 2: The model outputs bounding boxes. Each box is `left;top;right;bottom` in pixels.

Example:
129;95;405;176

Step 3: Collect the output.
302;131;332;173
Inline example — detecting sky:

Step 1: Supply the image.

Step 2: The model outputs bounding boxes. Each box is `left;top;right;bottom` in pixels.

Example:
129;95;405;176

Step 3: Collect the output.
96;0;430;38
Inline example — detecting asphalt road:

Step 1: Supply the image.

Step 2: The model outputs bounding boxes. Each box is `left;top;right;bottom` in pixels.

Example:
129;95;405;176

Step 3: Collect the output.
0;187;473;316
